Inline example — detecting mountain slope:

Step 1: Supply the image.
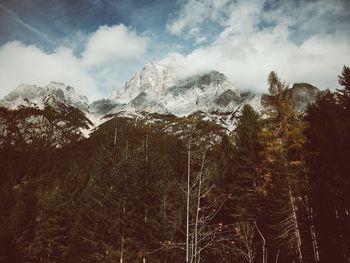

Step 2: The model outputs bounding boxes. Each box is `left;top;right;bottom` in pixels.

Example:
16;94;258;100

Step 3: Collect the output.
109;60;248;116
1;81;90;111
103;61;319;128
0;63;321;150
0;82;93;150
288;83;319;111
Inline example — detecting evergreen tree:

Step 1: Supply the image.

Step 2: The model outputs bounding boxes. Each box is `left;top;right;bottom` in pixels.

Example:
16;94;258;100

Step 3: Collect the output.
30;185;72;263
336;65;350;110
259;71;305;262
69;129;137;263
232;104;262;222
305;69;350;262
336;66;350;261
0;176;23;263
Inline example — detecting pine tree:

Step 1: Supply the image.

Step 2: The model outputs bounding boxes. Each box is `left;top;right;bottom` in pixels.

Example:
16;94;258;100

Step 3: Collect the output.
69;126;137;263
305;66;350;262
68;118;172;263
232;104;262;222
224;104;263;263
336;66;350;261
0;176;24;263
30;185;72;263
259;71;305;262
337;65;350;110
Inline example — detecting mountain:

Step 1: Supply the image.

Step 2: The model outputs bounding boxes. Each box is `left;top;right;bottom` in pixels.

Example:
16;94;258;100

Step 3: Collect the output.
288;83;319;111
0;82;93;150
110;60;251;115
104;60;318;122
0;62;321;149
0;81;90;112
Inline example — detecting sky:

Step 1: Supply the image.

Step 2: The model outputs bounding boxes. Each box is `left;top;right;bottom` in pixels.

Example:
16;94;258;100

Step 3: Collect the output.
0;0;349;100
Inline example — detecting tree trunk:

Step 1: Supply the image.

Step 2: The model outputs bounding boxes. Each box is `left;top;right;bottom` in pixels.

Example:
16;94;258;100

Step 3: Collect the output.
306;195;319;263
194;152;205;263
289;187;303;262
143;133;149;263
120;197;126;263
186;137;191;263
255;223;266;263
114;116;118;146
274;249;279;263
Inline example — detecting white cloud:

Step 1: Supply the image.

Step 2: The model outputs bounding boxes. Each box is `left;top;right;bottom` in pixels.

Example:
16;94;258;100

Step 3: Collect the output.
166;0;234;36
0;0;349;101
166;0;211;36
0;24;149;100
163;0;350;92
0;41;98;99
82;24;149;67
177;33;350;92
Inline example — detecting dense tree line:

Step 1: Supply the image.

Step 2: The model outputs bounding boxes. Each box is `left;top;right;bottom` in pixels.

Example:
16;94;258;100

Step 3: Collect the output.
0;67;349;263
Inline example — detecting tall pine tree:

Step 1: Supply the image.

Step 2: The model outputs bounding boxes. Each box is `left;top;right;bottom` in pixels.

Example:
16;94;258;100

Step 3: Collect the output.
259;71;305;263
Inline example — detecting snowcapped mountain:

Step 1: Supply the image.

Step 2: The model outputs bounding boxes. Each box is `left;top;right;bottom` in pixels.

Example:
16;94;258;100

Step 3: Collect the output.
114;62;172;103
0;60;320;150
0;81;89;112
106;59;258;117
113;56;184;103
0;82;93;149
88;59;321;135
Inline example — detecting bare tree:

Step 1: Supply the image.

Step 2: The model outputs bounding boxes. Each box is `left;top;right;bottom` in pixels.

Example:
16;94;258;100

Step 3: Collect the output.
186;136;191;263
255;222;266;263
235;221;257;263
158;146;236;263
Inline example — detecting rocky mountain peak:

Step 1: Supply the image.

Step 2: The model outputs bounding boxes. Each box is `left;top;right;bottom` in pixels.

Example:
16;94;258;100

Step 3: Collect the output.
0;82;89;112
289;83;319;111
114;60;178;104
108;58;244;116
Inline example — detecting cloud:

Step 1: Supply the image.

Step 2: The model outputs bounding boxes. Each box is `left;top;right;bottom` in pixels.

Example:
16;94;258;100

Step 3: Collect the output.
0;41;98;99
0;24;149;100
174;33;350;93
166;0;211;36
166;0;233;36
0;0;349;100
167;0;350;38
82;24;149;67
163;0;350;92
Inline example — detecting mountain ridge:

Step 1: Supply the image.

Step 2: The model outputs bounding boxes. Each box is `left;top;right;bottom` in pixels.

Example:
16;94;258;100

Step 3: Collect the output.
0;64;321;149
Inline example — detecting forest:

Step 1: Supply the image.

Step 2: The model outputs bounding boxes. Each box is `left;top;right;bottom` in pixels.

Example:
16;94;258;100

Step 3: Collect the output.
0;67;349;263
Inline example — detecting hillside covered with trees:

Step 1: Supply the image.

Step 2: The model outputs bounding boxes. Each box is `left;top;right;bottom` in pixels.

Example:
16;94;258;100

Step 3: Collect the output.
0;67;349;263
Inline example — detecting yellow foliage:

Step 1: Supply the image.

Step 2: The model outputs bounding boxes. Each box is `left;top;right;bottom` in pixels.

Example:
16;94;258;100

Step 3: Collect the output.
258;71;307;191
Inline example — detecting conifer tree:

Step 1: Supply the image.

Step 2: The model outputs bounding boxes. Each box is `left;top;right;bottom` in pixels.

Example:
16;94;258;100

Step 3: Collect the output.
336;66;350;261
30;185;72;263
337;65;350;110
305;66;350;262
69;125;139;263
259;71;305;262
232;104;262;222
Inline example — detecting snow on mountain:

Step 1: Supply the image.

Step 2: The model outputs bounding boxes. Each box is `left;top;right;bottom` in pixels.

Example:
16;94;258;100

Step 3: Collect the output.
102;59;321;133
0;81;89;111
110;59;253;117
0;82;95;149
161;71;242;115
0;105;93;150
114;56;184;103
0;60;320;148
115;62;169;103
